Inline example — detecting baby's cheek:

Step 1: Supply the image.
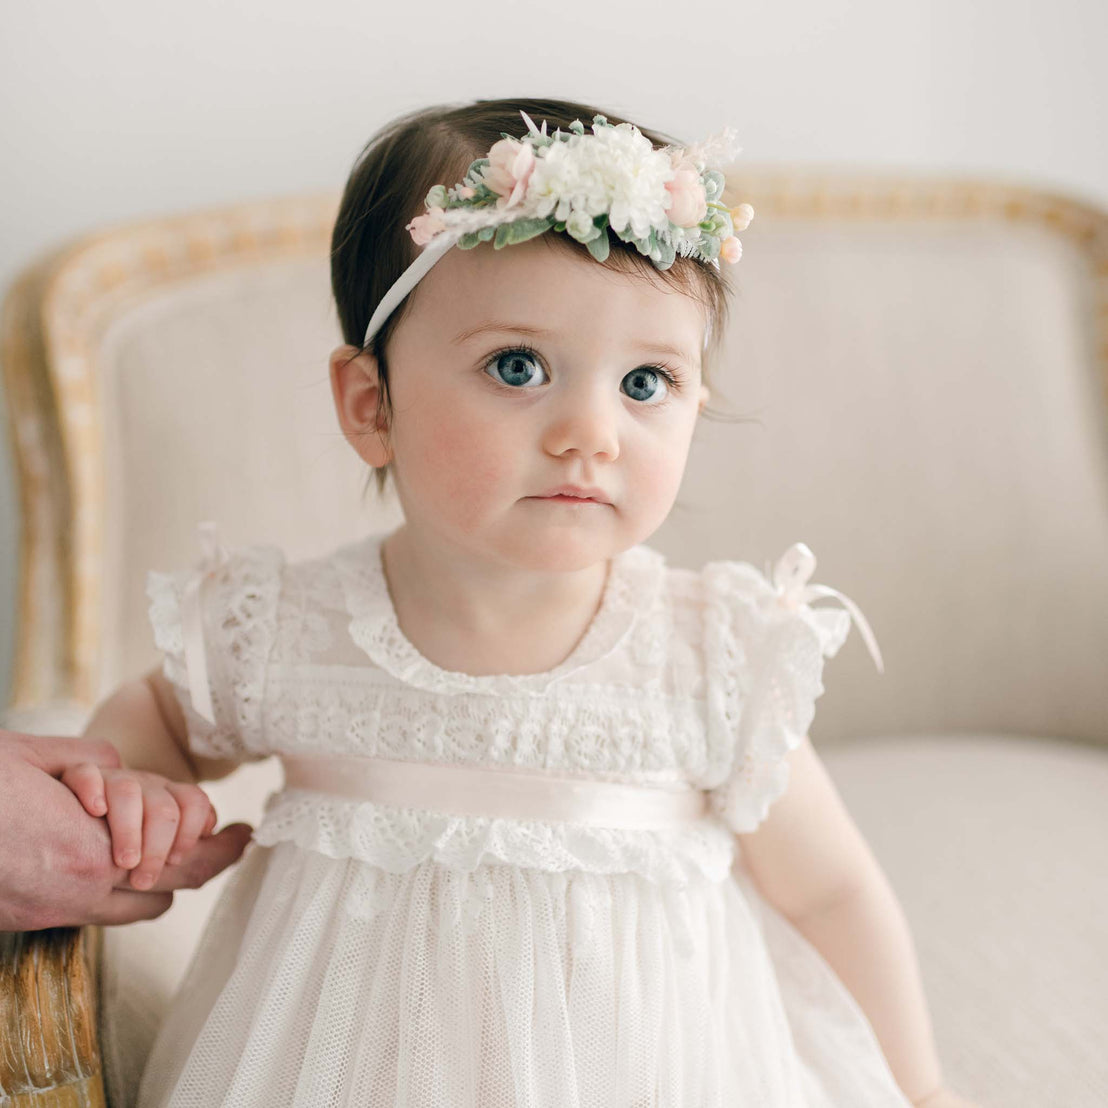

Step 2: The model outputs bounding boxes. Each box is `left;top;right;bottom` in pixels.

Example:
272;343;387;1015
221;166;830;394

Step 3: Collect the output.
419;416;513;523
634;443;689;521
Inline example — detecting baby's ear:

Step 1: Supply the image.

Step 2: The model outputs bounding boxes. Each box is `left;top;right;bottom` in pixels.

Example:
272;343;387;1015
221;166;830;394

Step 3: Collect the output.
329;344;392;466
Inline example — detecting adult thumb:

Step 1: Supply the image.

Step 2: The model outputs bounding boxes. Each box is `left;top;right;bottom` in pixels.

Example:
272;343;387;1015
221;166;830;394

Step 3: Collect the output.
163;822;256;889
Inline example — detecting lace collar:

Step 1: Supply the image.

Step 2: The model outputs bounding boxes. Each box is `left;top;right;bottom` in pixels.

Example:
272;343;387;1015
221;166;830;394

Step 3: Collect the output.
331;530;667;697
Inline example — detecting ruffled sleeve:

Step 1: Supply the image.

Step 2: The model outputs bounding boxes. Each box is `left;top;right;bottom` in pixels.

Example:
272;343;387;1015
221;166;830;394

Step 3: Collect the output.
145;521;285;765
701;542;884;834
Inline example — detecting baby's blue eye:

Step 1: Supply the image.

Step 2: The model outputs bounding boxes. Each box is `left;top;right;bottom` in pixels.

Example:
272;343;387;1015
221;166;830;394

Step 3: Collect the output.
485;349;547;389
622;366;669;404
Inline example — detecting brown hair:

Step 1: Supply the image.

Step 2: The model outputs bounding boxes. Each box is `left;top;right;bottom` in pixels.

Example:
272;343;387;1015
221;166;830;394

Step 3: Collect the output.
330;97;739;500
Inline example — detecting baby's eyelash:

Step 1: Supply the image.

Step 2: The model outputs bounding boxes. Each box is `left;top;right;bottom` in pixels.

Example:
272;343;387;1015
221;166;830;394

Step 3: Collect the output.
640;363;685;390
486;342;540;367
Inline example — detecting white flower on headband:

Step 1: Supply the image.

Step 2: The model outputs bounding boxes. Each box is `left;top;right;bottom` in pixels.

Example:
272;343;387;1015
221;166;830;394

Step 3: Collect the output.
404;112;754;271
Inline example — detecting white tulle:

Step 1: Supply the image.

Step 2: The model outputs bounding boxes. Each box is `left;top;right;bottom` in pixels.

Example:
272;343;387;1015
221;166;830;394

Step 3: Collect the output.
136;527;910;1107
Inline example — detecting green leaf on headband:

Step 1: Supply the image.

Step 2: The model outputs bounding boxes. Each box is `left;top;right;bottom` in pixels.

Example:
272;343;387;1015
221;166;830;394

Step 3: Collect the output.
699;233;721;259
478;226;496;242
586;232;610;263
457;232;481;249
464;159;489;184
494;218;551;248
702;171;725;202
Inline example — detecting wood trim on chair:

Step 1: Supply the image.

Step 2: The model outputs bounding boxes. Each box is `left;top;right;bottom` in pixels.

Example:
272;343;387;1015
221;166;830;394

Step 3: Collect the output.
0;927;105;1106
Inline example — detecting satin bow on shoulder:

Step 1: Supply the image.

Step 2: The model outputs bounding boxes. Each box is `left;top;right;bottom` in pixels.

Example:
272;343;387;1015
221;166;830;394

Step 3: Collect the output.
765;542;885;676
180;520;230;726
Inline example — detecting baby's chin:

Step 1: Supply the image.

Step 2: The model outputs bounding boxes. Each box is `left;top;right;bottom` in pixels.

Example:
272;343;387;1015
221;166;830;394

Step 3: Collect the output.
488;516;626;574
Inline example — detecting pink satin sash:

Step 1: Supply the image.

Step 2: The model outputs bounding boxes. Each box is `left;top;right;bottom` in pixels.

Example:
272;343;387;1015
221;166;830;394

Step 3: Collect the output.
280;753;711;830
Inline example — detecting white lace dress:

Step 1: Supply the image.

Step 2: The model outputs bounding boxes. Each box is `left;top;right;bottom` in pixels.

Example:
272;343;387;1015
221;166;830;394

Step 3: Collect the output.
135;526;911;1108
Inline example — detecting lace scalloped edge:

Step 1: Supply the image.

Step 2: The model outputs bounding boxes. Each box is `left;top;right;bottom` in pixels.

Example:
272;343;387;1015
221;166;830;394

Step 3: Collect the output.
334;538;668;698
251;789;738;887
700;559;852;834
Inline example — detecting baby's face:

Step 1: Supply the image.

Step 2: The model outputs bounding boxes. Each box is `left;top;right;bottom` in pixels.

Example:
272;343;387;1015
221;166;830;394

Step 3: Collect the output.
342;236;709;571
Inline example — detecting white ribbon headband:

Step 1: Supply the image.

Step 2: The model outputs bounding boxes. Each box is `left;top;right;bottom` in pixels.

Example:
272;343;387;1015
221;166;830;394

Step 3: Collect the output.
362;230;460;349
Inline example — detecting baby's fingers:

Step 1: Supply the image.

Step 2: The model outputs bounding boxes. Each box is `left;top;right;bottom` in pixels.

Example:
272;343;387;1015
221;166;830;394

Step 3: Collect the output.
104;774;145;870
130;784;182;890
60;762;107;818
164;782;216;865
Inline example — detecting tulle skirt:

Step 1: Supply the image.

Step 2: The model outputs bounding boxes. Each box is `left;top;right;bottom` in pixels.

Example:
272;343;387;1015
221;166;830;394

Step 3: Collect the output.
136;840;911;1106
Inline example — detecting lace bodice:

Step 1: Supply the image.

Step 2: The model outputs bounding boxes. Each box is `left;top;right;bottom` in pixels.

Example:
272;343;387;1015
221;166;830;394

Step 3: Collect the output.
147;528;871;887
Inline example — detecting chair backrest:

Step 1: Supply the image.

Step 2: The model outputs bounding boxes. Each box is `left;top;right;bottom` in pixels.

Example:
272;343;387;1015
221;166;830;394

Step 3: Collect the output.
4;174;1108;747
7;175;1107;1098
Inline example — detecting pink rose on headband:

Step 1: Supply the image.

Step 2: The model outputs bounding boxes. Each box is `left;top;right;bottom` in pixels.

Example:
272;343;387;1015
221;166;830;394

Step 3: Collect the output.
406;206;447;246
482;138;536;208
719;235;743;263
665;162;708;228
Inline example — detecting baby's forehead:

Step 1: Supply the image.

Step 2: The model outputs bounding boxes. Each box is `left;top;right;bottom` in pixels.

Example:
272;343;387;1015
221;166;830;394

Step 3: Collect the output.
422;239;708;340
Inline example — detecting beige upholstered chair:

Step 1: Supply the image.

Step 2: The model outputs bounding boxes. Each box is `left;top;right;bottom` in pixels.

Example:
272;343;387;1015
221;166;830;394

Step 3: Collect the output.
2;174;1106;1107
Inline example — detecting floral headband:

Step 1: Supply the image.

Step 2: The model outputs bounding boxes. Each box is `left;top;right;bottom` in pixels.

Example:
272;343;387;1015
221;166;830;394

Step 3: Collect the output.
361;111;754;347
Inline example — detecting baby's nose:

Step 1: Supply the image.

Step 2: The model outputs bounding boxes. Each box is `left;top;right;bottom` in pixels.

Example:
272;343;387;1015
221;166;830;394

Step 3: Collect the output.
542;388;621;460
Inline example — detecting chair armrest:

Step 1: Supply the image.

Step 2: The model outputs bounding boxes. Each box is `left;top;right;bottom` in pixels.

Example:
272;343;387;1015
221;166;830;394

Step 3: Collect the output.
0;926;107;1105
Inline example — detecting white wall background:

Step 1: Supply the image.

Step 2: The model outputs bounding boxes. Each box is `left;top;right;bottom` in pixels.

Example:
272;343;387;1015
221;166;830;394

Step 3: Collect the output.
2;0;1106;708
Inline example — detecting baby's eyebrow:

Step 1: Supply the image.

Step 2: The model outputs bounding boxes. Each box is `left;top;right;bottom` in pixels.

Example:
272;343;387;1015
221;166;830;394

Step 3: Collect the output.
453;321;550;344
453;321;696;365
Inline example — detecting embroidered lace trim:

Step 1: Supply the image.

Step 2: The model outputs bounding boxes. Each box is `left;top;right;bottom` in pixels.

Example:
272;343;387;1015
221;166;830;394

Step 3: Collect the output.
331;531;669;697
252;788;737;886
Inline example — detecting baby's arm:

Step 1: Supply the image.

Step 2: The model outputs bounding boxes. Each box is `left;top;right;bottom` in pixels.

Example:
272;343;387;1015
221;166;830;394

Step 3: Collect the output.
735;735;963;1107
60;668;239;891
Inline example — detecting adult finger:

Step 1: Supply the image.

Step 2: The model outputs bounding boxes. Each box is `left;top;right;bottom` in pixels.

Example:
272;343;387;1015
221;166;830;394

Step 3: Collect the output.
133;822;255;892
19;735;123;776
87;888;175;927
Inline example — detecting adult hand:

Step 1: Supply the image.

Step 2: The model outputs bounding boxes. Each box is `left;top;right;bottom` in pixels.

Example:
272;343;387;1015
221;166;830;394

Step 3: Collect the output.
0;729;253;931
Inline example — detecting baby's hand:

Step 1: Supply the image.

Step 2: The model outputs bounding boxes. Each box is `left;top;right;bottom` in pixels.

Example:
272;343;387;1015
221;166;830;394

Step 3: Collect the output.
60;763;218;890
